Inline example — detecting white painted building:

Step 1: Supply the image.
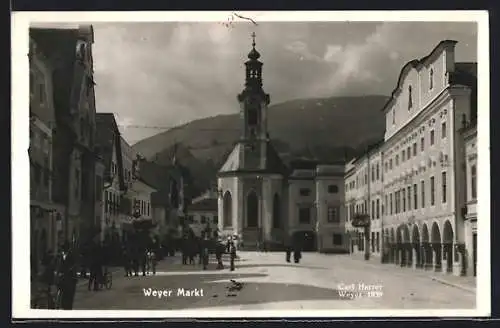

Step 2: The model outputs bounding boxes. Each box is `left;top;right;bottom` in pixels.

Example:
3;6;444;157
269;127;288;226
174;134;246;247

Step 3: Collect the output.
315;165;349;253
345;40;477;277
344;142;384;259
186;197;219;239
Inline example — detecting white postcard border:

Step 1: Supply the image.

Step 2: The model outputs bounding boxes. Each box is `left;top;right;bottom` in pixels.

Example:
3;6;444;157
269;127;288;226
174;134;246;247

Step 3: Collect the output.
11;10;490;319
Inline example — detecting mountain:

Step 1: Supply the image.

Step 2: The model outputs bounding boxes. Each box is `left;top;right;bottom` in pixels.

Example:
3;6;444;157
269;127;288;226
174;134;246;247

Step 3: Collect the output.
133;95;389;194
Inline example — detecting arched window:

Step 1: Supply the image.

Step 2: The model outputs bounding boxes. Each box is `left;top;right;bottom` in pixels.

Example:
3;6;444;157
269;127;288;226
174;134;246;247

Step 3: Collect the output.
223;191;232;227
408;85;413;109
246;191;258;228
429;68;434;90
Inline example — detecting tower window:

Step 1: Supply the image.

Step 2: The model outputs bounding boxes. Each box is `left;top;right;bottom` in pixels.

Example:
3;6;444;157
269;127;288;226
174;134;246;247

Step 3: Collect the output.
408;85;413;110
248;107;258;126
429;68;434;90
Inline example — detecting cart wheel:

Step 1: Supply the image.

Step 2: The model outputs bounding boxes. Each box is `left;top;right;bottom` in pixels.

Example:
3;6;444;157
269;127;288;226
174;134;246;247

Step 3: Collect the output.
105;272;112;290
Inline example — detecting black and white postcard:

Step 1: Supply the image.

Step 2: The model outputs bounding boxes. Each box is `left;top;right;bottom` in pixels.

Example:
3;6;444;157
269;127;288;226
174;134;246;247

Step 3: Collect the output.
11;10;490;319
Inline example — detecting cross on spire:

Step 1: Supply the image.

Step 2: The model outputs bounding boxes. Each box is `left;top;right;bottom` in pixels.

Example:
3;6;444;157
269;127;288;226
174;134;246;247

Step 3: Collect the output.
251;32;256;48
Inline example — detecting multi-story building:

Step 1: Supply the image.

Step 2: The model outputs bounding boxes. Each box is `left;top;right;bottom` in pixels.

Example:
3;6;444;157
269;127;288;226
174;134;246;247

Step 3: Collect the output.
31;26;99;246
29;36;65;273
186;195;219;239
344;141;383;259
315;164;348;253
345;40;477;277
463;121;477;276
95;113;126;242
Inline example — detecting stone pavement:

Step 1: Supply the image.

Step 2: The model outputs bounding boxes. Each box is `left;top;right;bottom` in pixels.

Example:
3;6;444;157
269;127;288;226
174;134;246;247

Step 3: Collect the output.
346;253;476;293
73;251;476;311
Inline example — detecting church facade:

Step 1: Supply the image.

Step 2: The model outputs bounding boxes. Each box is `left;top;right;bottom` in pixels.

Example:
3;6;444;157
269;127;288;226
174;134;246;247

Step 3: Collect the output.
217;34;349;253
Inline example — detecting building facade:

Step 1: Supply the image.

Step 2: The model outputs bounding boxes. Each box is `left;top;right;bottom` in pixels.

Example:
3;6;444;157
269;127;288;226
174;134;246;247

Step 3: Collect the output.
29;36;65;271
186;197;219;239
31;26;100;246
95;113;125;243
315;165;349;253
345;40;477;277
463;122;477;276
344;142;384;259
217;34;349;253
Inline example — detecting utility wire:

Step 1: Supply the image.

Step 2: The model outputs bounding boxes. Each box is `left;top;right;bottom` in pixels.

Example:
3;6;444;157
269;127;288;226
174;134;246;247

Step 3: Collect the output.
116;124;339;132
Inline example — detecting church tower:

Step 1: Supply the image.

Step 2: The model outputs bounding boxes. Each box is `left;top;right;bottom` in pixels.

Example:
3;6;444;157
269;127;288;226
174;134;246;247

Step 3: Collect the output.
217;32;287;250
237;32;271;170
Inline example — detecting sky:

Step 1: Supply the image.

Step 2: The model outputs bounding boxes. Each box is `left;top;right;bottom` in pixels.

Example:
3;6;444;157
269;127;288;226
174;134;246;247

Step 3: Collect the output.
90;21;477;144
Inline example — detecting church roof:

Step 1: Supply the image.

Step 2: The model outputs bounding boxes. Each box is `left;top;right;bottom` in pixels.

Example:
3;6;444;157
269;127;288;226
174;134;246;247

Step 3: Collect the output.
189;198;218;212
217;139;289;176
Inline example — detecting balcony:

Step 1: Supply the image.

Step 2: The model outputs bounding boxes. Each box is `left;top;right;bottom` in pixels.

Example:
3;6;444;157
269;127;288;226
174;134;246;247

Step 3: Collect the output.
465;201;477;220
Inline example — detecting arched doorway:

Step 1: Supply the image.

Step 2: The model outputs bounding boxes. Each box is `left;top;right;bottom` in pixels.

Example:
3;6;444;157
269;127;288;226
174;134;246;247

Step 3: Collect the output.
412;225;421;268
246;190;259;228
431;222;442;271
390;228;395;263
293;230;317;251
403;225;411;267
443;220;454;273
421;224;431;269
272;193;281;229
396;227;403;265
223;191;232;228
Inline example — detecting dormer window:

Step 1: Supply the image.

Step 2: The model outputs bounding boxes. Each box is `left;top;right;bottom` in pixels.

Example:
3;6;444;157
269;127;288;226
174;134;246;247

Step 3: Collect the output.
408;85;413;110
429;68;434;90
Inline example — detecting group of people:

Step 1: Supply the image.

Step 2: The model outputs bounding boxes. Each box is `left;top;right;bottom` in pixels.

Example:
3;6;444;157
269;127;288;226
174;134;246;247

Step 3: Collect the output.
179;233;238;271
32;241;79;310
78;238;113;291
122;245;157;277
285;236;303;263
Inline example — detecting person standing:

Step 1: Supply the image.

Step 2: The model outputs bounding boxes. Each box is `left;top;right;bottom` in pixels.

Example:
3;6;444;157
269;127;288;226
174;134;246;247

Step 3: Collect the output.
132;246;140;276
229;240;237;271
215;240;224;270
284;235;292;263
226;237;231;253
181;236;188;265
122;245;132;277
149;248;157;275
293;237;302;264
58;242;78;310
202;237;210;270
89;240;104;291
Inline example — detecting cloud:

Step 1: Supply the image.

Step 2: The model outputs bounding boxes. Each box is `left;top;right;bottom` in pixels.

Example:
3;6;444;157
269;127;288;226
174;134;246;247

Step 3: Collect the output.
90;21;477;144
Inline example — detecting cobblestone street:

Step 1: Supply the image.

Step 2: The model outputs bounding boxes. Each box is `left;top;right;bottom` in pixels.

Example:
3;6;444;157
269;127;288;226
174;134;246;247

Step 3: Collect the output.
73;251;476;310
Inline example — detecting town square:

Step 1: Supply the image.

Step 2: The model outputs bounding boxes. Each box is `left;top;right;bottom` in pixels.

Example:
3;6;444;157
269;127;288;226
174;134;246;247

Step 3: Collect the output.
13;12;487;317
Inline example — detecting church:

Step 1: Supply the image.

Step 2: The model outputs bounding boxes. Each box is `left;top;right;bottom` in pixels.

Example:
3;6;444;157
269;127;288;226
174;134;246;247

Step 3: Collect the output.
217;33;349;253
